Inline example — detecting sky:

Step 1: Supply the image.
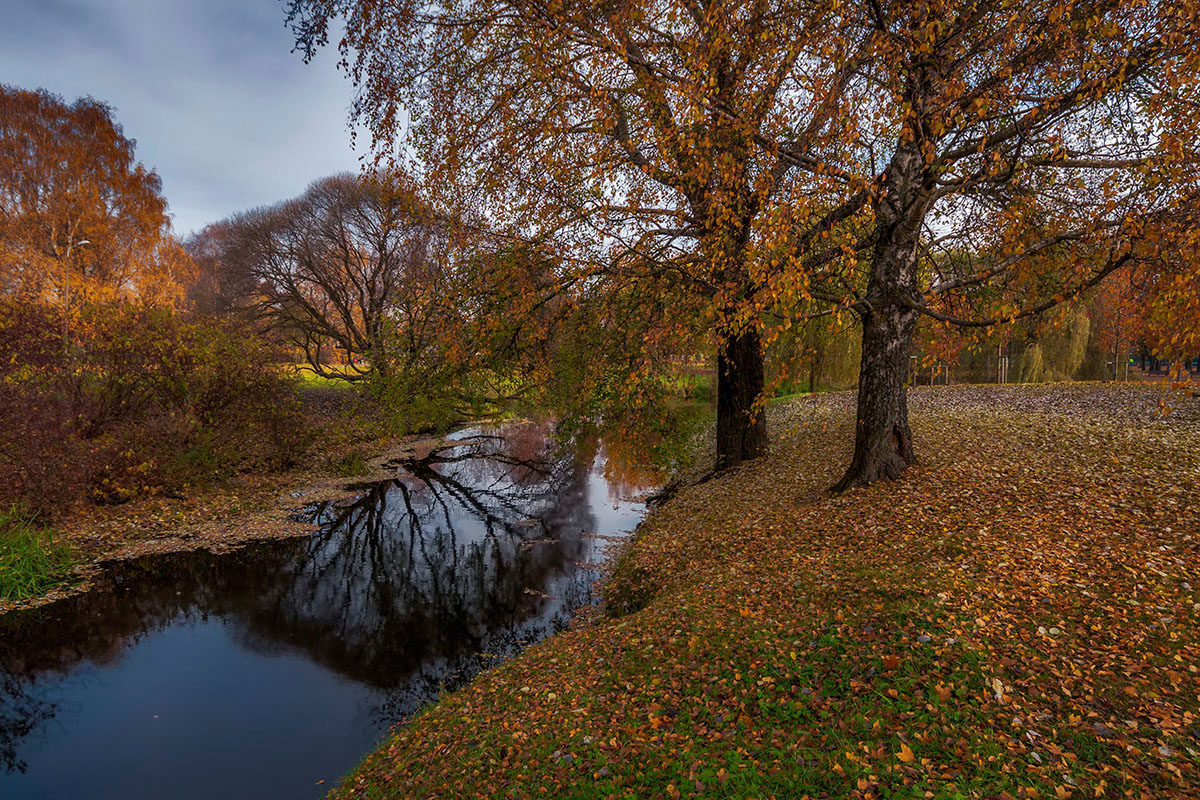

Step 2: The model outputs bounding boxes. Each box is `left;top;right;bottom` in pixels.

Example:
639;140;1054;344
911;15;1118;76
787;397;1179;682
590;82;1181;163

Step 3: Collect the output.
0;0;365;236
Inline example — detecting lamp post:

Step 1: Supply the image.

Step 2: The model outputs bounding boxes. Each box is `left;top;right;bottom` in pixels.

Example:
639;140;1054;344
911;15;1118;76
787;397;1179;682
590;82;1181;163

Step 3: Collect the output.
62;238;90;348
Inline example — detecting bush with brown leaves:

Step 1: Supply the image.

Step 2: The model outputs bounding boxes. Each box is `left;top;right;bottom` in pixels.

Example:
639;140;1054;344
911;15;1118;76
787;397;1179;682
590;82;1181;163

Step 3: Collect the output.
0;300;308;515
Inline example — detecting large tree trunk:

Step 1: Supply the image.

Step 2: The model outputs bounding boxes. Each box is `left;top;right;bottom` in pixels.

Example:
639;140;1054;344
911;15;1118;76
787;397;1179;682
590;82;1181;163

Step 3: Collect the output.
834;142;927;491
716;325;767;469
833;305;918;491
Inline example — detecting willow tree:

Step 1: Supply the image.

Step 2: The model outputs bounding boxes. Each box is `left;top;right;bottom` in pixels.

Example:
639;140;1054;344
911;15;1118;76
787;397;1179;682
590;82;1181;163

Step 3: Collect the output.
288;0;1200;483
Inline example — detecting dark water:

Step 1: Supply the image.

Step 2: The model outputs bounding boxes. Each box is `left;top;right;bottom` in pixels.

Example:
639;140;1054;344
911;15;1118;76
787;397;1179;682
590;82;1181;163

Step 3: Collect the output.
0;423;653;800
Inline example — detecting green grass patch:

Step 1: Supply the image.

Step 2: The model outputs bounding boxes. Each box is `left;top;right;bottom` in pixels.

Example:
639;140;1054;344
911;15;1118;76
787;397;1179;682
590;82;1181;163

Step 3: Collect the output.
332;450;371;477
0;508;77;601
292;364;356;390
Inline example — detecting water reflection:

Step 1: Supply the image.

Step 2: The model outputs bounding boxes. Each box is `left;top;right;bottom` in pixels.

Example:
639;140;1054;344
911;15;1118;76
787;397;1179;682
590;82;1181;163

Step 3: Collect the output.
0;422;654;798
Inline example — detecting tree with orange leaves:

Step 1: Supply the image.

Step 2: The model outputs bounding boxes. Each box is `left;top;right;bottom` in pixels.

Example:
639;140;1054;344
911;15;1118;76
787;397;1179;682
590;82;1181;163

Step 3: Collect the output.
287;0;1200;484
1138;242;1200;366
0;84;184;306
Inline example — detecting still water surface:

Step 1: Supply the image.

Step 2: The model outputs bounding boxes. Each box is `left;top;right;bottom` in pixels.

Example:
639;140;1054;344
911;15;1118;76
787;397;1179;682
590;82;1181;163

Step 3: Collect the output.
0;423;653;800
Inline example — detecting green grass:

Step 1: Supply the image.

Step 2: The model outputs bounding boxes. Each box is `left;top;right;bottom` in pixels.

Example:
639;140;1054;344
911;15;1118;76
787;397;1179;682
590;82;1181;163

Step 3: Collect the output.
291;363;356;390
0;508;76;601
332;450;371;477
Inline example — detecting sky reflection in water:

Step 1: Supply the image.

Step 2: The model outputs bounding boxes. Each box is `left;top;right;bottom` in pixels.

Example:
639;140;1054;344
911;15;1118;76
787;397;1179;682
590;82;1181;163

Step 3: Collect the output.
0;422;655;800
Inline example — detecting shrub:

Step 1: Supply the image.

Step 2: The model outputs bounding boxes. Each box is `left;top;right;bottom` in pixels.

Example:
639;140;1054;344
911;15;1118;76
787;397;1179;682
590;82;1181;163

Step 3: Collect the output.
362;369;465;435
0;300;308;514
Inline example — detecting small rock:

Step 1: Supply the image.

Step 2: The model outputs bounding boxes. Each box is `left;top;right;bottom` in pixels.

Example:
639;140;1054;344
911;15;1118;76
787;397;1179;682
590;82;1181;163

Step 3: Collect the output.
1159;745;1177;758
917;634;932;643
595;767;610;779
1092;722;1115;736
1048;627;1062;636
582;736;593;745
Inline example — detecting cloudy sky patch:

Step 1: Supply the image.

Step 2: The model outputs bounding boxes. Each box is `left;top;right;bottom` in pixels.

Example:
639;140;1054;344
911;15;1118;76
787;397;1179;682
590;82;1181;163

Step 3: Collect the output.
0;0;363;235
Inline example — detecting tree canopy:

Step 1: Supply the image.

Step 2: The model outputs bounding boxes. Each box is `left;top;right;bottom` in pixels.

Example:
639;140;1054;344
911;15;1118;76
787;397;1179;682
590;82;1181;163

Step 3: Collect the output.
287;0;1200;483
0;84;184;305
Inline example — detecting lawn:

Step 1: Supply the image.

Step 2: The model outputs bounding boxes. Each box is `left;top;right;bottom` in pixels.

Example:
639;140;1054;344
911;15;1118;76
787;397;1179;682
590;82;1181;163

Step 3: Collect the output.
291;363;357;390
335;383;1199;800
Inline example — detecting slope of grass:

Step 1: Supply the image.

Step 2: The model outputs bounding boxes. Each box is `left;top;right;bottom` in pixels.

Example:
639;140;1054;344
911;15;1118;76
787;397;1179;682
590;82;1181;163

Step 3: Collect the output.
337;384;1200;800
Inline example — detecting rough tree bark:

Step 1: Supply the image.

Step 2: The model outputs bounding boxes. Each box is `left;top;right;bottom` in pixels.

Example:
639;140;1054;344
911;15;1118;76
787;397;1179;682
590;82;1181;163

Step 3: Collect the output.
834;303;919;490
716;325;767;469
834;143;928;491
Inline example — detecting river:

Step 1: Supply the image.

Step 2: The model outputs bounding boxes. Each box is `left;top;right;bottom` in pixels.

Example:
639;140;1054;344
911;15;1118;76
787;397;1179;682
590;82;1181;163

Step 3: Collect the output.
0;422;655;799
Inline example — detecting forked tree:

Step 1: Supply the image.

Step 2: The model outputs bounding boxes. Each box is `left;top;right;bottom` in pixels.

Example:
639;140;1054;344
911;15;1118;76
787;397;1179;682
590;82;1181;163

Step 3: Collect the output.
287;0;1200;485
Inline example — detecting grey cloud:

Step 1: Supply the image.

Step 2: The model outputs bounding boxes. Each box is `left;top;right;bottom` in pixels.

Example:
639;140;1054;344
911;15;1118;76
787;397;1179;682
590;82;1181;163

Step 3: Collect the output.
0;0;363;234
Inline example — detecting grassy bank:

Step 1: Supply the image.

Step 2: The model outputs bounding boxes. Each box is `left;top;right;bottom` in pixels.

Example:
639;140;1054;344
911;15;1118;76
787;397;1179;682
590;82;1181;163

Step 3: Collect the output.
0;509;75;601
336;383;1199;799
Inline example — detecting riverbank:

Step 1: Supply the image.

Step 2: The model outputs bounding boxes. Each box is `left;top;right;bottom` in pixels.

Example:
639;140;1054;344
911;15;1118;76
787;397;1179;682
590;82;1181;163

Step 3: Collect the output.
0;412;456;615
0;418;652;798
335;382;1200;799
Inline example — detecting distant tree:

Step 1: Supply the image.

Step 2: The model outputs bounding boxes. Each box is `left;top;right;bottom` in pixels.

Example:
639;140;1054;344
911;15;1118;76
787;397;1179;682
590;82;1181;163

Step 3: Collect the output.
197;172;451;383
1085;273;1141;381
0;84;180;304
288;0;1200;483
1136;243;1200;365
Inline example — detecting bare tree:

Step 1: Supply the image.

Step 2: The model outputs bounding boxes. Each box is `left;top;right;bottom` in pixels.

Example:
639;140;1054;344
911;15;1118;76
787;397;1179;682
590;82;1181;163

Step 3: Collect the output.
196;172;449;382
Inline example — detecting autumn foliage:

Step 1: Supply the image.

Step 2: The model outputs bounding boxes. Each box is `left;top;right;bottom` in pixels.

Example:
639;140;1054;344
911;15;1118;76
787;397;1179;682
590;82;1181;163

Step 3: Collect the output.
288;0;1200;486
0;84;189;306
0;299;306;515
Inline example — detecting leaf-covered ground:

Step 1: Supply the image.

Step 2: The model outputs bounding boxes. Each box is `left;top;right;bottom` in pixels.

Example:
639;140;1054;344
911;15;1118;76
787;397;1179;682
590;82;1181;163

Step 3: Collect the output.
337;383;1200;800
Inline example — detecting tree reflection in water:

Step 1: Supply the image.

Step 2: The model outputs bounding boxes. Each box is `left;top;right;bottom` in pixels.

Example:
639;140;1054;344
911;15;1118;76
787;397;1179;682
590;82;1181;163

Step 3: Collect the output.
241;423;611;711
0;422;655;779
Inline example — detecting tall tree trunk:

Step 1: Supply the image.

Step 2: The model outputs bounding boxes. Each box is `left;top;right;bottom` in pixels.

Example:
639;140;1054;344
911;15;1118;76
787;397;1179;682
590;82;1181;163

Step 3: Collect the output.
834;142;927;491
716;325;767;469
833;304;918;491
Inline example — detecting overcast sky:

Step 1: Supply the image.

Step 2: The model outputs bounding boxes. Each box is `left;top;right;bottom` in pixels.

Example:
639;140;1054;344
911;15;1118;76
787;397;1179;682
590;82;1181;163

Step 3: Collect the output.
0;0;364;236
